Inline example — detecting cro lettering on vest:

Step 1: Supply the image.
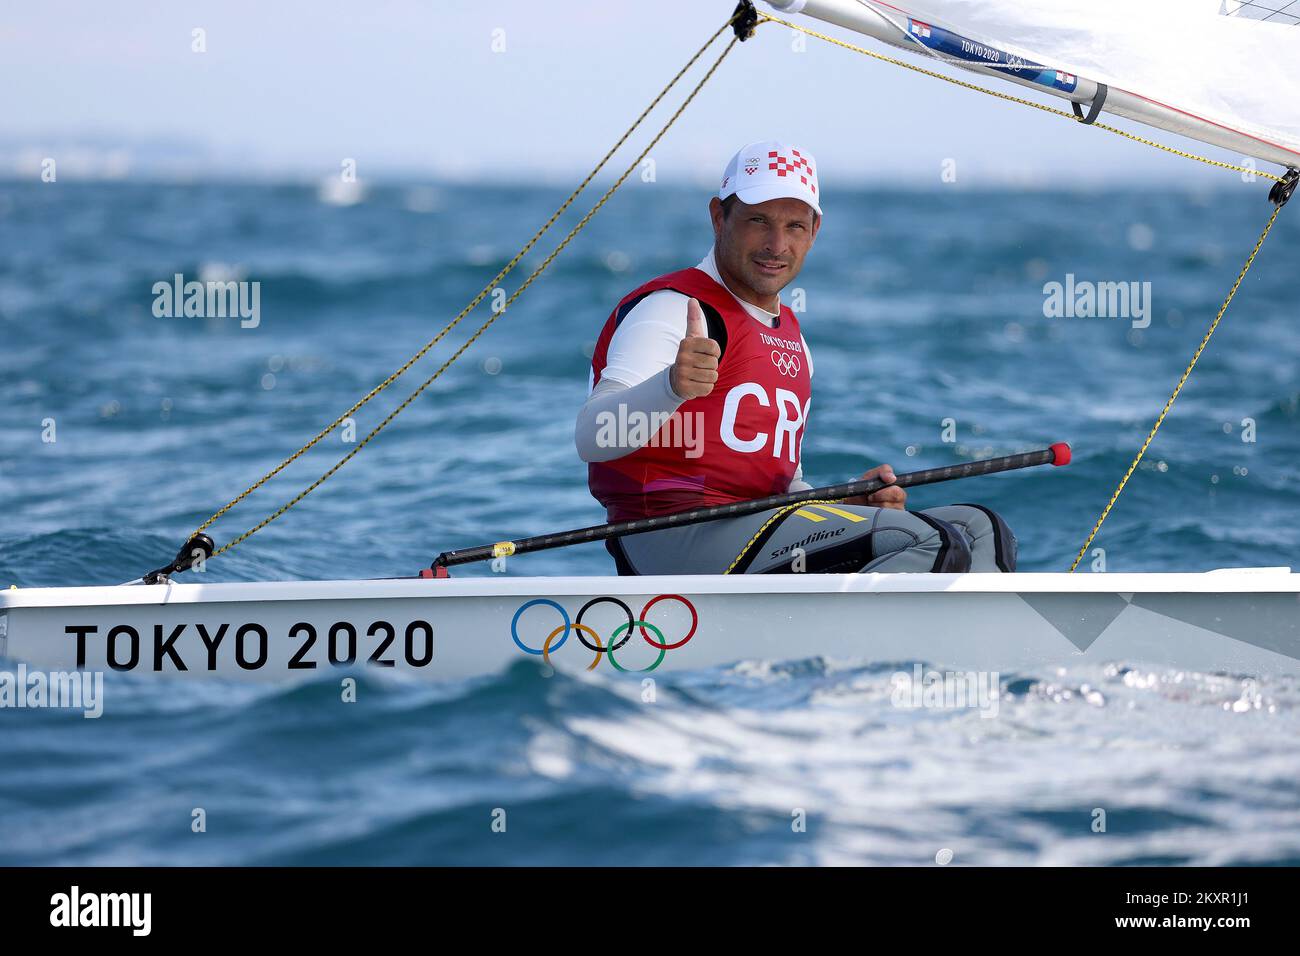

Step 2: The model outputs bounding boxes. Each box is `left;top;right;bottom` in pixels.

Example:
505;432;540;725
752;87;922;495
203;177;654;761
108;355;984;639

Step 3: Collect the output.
720;383;811;462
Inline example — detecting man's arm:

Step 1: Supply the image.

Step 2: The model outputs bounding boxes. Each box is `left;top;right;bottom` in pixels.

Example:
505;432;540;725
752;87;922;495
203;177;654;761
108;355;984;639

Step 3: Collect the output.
576;292;721;462
575;290;690;463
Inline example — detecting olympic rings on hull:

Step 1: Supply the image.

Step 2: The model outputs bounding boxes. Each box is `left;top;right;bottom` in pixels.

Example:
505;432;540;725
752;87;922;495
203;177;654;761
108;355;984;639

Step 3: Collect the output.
510;594;698;672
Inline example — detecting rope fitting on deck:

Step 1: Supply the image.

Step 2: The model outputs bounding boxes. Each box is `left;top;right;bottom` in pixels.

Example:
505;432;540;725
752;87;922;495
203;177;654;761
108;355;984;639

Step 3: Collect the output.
142;533;215;585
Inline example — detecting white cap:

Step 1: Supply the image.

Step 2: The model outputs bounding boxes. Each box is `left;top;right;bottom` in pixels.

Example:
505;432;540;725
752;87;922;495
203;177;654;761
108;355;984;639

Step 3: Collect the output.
718;140;821;216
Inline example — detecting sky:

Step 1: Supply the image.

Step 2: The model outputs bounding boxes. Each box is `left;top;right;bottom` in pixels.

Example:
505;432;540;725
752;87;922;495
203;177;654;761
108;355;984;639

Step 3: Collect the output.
0;0;1287;186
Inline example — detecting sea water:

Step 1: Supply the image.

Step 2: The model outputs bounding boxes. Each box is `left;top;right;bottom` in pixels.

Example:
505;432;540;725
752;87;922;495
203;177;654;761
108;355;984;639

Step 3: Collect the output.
1;180;1297;864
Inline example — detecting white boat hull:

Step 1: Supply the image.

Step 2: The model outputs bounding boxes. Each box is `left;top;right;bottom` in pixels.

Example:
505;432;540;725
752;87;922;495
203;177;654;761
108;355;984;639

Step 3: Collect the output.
2;570;1298;682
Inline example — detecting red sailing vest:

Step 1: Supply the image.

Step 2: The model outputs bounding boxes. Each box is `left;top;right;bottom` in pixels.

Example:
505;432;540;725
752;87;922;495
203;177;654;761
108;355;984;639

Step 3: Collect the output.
588;267;812;520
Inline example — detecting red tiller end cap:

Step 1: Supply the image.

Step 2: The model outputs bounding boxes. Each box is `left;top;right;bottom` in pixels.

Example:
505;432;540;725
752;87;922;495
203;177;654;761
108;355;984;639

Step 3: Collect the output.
419;566;451;579
1049;442;1072;466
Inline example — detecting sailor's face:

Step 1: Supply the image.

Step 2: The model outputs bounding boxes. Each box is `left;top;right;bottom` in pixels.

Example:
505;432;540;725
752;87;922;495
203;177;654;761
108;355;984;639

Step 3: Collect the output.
711;196;820;302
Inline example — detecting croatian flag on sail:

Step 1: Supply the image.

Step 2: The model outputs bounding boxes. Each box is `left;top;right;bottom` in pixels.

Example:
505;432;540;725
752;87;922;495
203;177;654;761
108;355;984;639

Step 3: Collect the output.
1056;71;1076;86
909;20;932;39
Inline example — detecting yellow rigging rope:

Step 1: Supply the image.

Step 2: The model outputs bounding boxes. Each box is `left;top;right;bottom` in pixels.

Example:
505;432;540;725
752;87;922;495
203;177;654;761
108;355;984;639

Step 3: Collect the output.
186;11;751;563
757;12;1286;185
164;2;1292;577
1067;204;1284;571
721;10;1293;575
723;500;838;575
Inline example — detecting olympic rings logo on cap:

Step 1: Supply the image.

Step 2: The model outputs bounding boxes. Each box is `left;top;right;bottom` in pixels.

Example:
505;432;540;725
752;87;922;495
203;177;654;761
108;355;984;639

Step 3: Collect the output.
510;594;698;672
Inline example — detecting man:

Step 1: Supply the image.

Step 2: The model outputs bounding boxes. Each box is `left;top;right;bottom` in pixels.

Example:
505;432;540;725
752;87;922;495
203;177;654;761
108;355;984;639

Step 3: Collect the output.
575;140;1016;574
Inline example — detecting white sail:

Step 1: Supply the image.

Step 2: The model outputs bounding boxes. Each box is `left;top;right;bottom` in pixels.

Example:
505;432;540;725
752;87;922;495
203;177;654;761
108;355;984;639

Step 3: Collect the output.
1222;1;1300;25
766;0;1300;169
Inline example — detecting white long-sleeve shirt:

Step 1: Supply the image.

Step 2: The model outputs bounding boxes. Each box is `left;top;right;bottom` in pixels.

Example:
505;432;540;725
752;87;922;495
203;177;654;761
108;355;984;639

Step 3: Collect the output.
575;247;813;491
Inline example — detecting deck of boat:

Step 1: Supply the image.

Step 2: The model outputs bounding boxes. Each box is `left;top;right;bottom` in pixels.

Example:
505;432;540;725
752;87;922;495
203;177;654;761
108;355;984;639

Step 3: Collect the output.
2;569;1297;681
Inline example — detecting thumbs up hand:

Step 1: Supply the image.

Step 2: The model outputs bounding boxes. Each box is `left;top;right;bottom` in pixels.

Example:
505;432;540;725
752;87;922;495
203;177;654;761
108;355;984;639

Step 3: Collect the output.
669;298;721;400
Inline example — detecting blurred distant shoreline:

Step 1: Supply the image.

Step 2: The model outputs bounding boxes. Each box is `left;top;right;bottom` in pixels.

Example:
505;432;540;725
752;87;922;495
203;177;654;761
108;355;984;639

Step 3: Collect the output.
0;136;1272;190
